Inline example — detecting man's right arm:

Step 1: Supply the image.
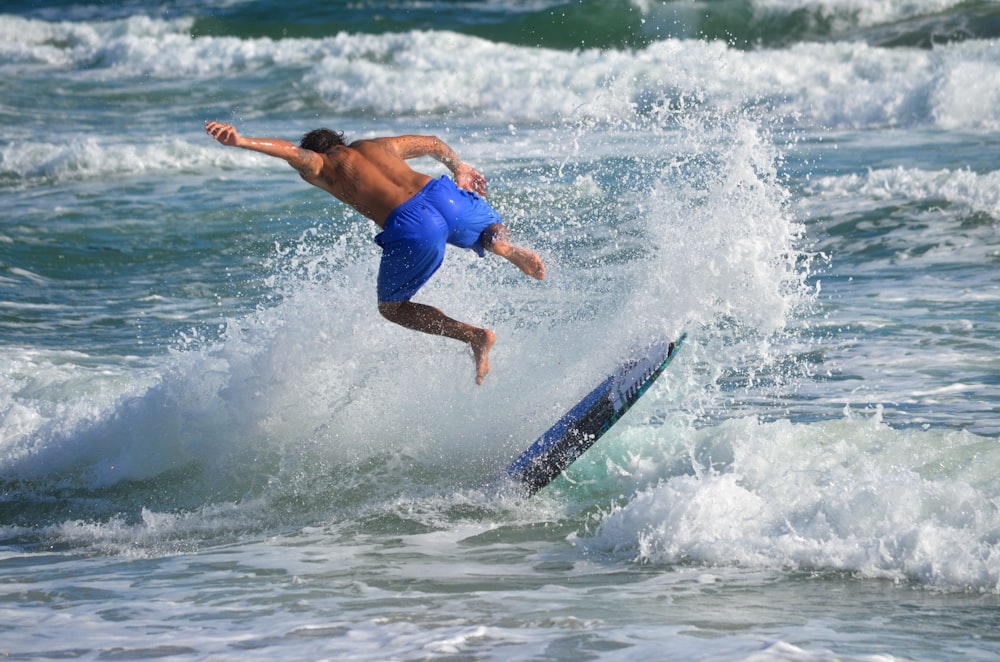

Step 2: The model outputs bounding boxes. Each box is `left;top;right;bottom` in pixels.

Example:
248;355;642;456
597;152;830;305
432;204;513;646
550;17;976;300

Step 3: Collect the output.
205;122;323;179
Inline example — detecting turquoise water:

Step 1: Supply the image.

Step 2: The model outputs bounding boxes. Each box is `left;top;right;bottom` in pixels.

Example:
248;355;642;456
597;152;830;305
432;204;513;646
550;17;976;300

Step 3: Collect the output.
2;1;1000;659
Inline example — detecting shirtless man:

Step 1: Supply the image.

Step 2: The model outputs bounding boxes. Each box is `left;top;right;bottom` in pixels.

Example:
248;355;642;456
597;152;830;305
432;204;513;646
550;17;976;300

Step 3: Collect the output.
205;121;545;385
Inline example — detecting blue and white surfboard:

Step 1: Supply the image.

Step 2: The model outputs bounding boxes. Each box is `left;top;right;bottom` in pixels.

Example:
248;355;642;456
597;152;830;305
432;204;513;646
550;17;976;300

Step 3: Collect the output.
506;333;686;496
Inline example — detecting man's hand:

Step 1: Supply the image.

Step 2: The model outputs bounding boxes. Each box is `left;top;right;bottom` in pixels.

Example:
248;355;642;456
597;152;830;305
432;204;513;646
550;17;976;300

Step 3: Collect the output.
454;163;487;197
205;121;241;147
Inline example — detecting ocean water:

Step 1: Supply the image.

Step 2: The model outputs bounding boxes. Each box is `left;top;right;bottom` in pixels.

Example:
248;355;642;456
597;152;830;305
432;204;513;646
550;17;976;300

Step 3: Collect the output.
2;0;1000;659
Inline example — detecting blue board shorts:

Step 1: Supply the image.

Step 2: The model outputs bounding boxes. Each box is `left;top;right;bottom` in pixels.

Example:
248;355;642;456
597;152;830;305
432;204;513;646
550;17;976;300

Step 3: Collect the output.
374;176;502;302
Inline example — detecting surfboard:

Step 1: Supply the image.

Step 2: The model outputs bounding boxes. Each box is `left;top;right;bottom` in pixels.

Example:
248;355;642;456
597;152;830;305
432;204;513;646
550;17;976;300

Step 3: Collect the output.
506;333;686;496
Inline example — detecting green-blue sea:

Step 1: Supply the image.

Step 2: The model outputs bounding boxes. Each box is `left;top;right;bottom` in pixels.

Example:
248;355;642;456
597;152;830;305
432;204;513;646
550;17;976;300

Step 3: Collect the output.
3;0;1000;659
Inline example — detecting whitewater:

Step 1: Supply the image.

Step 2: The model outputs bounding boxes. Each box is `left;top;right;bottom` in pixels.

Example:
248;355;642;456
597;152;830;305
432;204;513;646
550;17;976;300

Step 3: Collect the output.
2;0;999;659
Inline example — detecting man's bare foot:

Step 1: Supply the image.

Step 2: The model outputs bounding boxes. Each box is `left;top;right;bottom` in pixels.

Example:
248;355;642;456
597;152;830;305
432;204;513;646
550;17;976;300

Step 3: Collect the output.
493;242;546;280
471;328;496;385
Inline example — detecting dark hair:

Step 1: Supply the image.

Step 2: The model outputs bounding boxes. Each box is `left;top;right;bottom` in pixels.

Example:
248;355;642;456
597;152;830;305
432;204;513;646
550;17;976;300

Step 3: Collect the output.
299;128;345;152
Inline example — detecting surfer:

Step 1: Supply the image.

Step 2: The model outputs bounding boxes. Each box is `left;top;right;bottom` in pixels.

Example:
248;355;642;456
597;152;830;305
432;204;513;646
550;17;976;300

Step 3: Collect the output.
204;121;545;385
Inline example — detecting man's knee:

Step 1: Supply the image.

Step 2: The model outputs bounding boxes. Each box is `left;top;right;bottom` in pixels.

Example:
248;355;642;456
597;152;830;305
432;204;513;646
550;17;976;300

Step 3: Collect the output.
378;300;403;322
480;223;510;251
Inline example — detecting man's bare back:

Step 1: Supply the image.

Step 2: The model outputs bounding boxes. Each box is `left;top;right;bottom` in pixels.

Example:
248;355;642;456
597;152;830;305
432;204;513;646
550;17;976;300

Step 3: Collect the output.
205;121;543;384
301;140;435;226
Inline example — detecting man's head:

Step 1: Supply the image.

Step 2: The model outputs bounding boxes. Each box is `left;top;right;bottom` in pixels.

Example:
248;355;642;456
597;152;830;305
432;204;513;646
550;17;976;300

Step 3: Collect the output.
300;128;345;153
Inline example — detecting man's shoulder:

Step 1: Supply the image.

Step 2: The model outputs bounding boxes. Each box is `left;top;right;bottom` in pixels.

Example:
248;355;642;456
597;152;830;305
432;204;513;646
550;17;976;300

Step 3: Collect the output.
349;137;392;148
349;138;408;162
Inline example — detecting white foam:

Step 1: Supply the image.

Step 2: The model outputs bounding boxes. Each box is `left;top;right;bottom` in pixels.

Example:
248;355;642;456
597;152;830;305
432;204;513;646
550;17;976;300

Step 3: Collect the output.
580;413;1000;592
810;166;1000;219
750;0;968;29
0;133;262;185
0;14;196;70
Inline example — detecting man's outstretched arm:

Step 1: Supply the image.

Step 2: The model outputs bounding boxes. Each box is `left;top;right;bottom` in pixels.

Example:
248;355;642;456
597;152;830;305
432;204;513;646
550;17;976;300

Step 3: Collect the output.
205;122;323;179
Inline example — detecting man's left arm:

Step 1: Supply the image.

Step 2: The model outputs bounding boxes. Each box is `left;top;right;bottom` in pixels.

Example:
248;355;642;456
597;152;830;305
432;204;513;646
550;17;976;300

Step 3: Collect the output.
387;135;487;196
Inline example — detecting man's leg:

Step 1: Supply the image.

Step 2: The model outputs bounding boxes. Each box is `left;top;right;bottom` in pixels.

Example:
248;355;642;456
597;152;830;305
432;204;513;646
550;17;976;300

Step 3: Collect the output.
379;300;496;385
480;224;546;280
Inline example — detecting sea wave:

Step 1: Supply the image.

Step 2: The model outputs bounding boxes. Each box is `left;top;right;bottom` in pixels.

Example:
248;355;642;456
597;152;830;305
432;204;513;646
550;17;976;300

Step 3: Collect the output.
809;166;1000;221
578;412;1000;593
2;14;998;139
4;0;995;50
0;134;260;188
